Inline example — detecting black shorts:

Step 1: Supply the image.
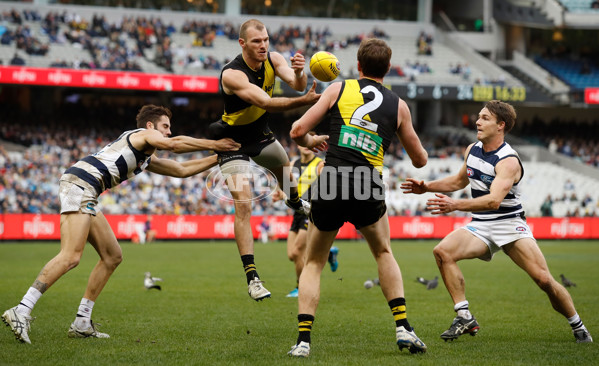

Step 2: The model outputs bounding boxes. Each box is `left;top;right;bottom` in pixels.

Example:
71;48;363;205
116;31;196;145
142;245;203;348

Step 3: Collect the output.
290;211;309;233
209;120;276;165
216;137;275;165
309;196;387;231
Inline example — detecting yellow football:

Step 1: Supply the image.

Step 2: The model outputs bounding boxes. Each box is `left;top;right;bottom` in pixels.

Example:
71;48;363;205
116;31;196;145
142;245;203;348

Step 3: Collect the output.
309;51;340;82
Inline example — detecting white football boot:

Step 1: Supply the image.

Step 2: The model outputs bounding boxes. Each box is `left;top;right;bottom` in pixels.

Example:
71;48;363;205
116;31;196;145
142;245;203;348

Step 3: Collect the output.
288;341;310;357
2;306;34;344
68;320;110;338
396;326;427;353
248;279;271;301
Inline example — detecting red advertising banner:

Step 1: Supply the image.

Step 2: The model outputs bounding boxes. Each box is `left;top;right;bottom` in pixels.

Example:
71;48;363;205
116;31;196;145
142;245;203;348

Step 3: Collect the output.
0;66;219;93
1;214;598;240
585;88;599;104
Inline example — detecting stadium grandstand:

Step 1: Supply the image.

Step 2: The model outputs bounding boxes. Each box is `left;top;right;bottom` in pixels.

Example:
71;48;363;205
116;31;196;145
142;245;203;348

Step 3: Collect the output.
1;0;598;240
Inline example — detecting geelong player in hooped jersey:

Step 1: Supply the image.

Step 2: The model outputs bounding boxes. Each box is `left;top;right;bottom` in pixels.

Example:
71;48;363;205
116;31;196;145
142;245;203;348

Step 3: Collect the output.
401;100;592;343
2;105;241;344
287;38;429;357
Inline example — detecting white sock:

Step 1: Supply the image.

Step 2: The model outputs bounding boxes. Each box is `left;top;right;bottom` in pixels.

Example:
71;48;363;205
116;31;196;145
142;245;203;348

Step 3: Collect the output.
454;300;472;319
568;313;585;331
75;298;94;327
16;287;43;316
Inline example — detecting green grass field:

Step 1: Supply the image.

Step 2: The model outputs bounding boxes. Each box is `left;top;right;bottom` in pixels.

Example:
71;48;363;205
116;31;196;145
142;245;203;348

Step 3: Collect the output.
0;240;597;365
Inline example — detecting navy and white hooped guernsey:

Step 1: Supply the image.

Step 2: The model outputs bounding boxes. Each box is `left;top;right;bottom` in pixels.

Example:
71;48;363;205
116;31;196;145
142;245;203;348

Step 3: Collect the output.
60;129;152;196
466;141;525;221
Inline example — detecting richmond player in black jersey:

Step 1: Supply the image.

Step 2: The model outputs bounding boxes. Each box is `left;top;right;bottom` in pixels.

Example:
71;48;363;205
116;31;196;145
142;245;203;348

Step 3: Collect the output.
211;19;320;302
272;145;339;298
287;39;428;357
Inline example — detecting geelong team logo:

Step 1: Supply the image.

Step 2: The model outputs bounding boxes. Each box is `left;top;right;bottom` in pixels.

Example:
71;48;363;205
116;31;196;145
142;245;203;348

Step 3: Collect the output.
480;174;494;184
467;168;474;177
205;162;278;203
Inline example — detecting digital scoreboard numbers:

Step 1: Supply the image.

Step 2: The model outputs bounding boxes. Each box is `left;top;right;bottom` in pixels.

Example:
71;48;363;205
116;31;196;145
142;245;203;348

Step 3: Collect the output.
274;79;527;102
472;85;526;102
399;83;527;102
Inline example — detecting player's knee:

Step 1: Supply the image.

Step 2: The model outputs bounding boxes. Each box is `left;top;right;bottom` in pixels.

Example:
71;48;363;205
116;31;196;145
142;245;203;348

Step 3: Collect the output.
287;251;296;261
61;252;82;271
234;202;252;219
371;246;391;260
107;251;123;269
289;247;303;261
433;244;452;264
534;272;554;292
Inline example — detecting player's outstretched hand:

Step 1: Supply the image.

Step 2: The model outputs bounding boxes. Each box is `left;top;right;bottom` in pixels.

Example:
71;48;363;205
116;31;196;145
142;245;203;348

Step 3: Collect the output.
401;178;427;195
308;134;329;153
426;193;456;215
213;138;241;152
304;80;321;104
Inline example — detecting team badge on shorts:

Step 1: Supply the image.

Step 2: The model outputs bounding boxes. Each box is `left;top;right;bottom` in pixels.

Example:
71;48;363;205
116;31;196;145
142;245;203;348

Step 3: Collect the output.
515;226;527;232
86;202;96;214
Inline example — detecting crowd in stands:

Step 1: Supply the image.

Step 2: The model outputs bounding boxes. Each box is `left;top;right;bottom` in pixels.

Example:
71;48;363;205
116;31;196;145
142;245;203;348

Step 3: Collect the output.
0;9;49;56
1;7;392;75
0;7;519;87
2;103;599;217
539;180;597;218
0;101;467;217
515;116;599;168
180;20;238;47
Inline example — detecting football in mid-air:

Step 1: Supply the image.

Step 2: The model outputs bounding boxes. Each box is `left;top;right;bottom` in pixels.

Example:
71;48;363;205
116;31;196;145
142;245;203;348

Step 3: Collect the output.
309;51;340;82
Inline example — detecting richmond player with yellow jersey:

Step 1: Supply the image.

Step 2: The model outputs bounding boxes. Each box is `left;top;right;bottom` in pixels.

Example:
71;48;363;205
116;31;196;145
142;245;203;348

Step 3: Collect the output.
209;19;320;302
278;146;339;298
287;38;428;358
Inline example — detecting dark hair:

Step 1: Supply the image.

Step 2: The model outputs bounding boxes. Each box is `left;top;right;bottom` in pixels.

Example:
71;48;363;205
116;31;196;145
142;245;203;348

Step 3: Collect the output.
484;100;516;134
136;105;172;128
357;38;392;78
239;19;265;41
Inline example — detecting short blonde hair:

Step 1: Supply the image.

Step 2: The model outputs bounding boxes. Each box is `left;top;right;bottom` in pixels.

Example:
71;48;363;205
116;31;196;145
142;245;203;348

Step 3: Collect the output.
239;19;265;41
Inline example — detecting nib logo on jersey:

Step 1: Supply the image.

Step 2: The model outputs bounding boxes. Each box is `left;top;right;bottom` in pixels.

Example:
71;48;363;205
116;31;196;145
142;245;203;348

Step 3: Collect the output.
338;126;382;156
205;163;278;203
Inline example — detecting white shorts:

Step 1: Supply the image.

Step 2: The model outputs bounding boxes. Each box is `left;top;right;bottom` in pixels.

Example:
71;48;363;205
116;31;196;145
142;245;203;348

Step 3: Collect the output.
59;181;99;216
461;217;535;261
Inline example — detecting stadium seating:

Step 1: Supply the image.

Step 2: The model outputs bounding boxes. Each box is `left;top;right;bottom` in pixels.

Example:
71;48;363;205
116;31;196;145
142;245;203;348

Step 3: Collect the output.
3;121;598;217
534;56;599;90
559;0;599;12
0;6;523;88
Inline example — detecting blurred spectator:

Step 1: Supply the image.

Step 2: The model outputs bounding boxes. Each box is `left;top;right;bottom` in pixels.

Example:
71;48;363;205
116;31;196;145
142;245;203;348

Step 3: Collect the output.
540;195;553;217
9;52;25;65
416;30;433;56
144;215;157;243
580;60;591;74
564;178;575;191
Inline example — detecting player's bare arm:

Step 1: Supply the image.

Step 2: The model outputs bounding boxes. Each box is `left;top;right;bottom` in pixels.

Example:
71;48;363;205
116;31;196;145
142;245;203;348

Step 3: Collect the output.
163;136;241;153
401;143;474;195
290;83;342;150
222;69;320;113
396;99;427;168
134;128;240;154
427;156;521;215
271;51;308;91
146;154;218;178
